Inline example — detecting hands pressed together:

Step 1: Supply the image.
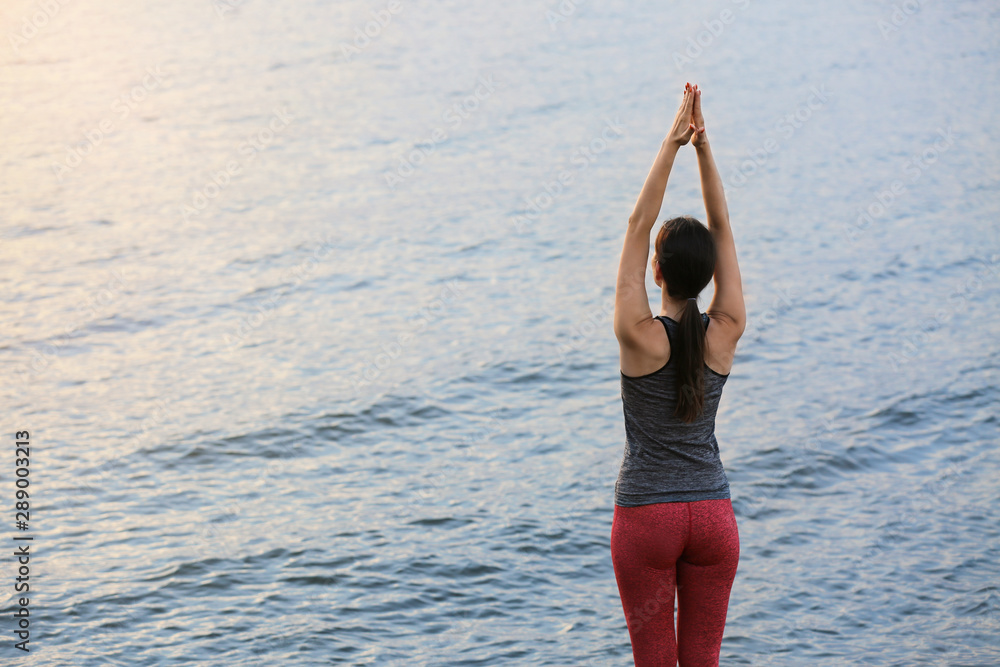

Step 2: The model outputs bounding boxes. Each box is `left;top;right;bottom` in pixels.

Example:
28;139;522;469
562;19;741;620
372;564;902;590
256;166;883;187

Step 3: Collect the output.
667;81;707;148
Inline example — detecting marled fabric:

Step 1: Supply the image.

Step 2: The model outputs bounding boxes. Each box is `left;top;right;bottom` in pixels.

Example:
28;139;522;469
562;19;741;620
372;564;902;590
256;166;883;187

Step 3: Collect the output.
615;313;731;507
611;499;740;666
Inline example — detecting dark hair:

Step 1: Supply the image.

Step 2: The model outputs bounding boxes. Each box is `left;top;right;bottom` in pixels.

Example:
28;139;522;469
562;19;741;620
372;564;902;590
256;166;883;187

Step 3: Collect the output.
655;216;717;423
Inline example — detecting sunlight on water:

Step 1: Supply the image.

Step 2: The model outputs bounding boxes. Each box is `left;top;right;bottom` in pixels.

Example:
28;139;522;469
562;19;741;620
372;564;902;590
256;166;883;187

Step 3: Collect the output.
1;0;998;664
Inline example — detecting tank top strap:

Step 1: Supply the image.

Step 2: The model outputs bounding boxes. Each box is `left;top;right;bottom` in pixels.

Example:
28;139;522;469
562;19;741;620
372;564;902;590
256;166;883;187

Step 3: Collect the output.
654;312;710;334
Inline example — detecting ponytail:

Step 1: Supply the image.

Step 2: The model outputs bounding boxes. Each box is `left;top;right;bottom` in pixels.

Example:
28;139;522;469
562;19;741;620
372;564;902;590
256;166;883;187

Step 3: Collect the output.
654;215;715;422
673;296;706;423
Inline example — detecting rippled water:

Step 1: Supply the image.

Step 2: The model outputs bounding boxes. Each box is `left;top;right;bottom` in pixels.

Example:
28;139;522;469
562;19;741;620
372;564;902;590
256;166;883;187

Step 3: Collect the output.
1;0;998;664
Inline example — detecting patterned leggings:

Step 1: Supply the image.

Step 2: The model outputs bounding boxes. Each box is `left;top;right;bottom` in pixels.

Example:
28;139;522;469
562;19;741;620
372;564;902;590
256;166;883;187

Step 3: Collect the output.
611;499;740;666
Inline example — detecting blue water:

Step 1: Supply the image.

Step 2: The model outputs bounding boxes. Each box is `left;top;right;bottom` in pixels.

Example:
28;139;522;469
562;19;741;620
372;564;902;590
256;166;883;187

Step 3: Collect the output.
1;0;998;664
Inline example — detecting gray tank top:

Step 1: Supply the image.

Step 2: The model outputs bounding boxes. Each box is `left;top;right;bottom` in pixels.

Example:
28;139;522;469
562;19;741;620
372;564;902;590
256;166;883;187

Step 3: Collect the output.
614;312;732;507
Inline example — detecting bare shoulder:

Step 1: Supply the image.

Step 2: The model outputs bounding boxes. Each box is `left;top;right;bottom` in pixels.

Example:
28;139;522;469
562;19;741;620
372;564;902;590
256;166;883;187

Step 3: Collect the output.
618;317;670;378
705;310;742;376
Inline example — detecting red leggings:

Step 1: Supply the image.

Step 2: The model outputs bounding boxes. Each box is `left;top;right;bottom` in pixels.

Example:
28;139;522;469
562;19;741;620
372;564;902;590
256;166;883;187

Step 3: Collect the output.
611;499;740;666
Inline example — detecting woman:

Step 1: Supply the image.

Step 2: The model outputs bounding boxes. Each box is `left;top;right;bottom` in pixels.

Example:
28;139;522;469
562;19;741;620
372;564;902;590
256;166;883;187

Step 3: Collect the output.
611;82;746;666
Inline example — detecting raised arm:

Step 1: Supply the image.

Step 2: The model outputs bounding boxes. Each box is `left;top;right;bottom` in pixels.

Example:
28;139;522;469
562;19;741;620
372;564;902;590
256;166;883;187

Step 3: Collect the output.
614;85;696;348
691;86;746;336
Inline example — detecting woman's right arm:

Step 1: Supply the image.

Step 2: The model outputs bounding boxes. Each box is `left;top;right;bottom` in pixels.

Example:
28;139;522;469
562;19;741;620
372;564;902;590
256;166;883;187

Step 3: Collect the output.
691;87;746;336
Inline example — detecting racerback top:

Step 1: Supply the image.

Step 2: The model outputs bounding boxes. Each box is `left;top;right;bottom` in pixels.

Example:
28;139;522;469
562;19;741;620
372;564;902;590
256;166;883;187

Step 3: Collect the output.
614;312;732;507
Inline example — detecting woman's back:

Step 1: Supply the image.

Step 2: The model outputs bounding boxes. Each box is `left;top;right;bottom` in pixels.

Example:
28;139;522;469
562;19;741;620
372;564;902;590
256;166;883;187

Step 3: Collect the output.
610;82;742;666
615;313;731;507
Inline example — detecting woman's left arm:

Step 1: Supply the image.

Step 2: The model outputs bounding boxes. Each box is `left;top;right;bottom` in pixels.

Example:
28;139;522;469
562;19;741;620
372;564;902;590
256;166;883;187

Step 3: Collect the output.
614;84;696;348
